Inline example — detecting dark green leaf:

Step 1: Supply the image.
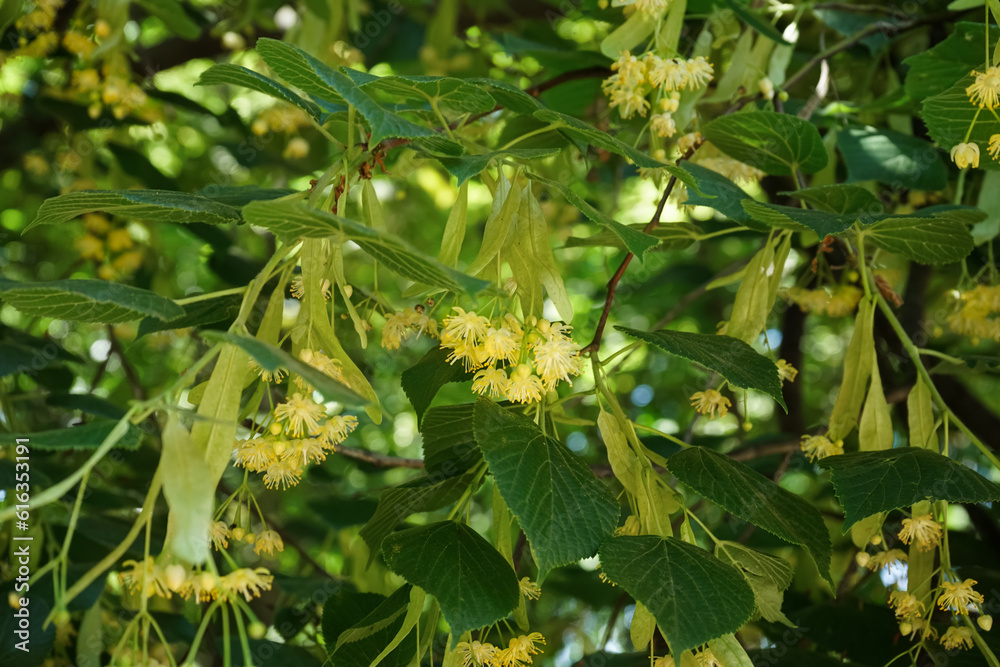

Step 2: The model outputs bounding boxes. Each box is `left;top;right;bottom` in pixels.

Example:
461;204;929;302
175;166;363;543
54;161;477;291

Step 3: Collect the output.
922;72;1000;172
564;222;701;251
321;588;412;667
616;327;786;409
527;172;660;259
680;163;764;230
742;201;854;236
904;22;999;101
242;200;490;294
361;75;496;114
702;111;828;175
420;403;482;478
137;293;243;337
0;278;184;323
473;398;620;579
668;447;832;584
381;521;519;637
782;184;883;217
400;346;474;423
46;394;127;420
0;421;142;451
196;63;323;119
467;78;539;115
25;190;242;231
715;541;794;625
598;536;755;655
865;217;975;264
256;37;346;105
196;185;298;208
201;332;366;406
837;126;947;190
359;471;477;558
817;447;1000;530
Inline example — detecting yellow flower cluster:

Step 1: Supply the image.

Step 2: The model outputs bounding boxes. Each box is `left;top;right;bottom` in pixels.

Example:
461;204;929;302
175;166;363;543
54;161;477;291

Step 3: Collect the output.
784;285;863;317
210;521;285;556
435;309;583;404
861;548;907;571
381;305;439;349
940;626;974;651
73;213;144;279
947;284;1000;343
14;0;63;33
455;633;545;667
800;434;843;462
888;591;924;623
602;50;714;120
118;558;273;602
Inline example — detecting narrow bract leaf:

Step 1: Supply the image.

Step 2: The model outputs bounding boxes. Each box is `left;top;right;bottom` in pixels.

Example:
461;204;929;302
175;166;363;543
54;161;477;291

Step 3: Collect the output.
828;298;875;441
616;327;786;409
161;415;215;564
818;448;1000;530
668;447;832;584
598;536;755;655
381;521;520;637
0;278;184;324
473;399;620;579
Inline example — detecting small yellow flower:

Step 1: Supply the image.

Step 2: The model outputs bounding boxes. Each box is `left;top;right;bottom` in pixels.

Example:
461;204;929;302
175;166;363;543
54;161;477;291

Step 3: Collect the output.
315;414;358;449
506;364;543;404
295;348;345;391
898;514;943;552
283;438;328;467
776;359;798;384
634;0;669;14
800;434;844;462
273;393;325;437
482;325;521;366
263;459;303;490
689;389;731;419
888;590;924;621
283;137;310;159
253;530;284;556
248;359;286;384
210;520;230;550
75;234;104;261
950;142;980;169
381;311;413;350
990;134;1000;161
937;578;984;614
651;113;677;138
940;626;974;651
695;648;723;667
472;366;510;399
119;557;170;599
444;338;486;372
967;66;1000;109
864;549;907;571
532;336;582;390
653;658;675;667
234;437;279;472
519;577;542;600
455;640;498;667
178;571;219;602
219;567;273;601
442;307;491;343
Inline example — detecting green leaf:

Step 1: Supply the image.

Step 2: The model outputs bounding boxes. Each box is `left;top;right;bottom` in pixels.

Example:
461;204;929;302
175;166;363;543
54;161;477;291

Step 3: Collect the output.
322;587;413;667
137;293;243;337
922;71;1000;171
722;0;790;44
564;222;701;252
400;346;474;423
0;421;142;451
134;0;200;39
437;148;560;185
864;217;975;264
534;109;700;176
256;37;346;105
742;200;853;236
473;398;620;579
420;403;483;478
701;111;828;175
0;278;184;323
361;75;497;114
680;163;763;230
527;172;660;259
25;190;242;231
904;22;999;101
381;521;520;637
466;78;539;115
195;185;297;208
615;327;786;410
359;471;478;559
598;536;755;655
715;541;794;626
836;126;948;190
46;394;126;420
668;447;832;585
200;332;366;407
196;63;323;119
782;184;882;216
816;447;1000;530
242;200;489;294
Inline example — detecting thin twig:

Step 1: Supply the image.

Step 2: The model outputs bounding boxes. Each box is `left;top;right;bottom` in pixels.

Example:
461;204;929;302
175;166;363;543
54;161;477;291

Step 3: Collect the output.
336;445;424;469
108;325;146;400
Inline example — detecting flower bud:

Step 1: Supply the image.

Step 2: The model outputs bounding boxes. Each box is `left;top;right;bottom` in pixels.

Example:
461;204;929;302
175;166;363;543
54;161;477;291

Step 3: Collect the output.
855;552;870;568
979;615;993;632
164;564;187;592
249;621;267;639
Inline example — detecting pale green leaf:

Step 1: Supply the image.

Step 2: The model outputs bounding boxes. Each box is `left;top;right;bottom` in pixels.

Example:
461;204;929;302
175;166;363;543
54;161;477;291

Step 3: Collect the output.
161;415;215;564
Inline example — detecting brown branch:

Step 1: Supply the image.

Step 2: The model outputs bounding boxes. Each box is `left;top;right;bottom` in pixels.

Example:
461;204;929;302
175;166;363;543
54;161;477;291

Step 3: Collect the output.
107;325;146;400
336;445;424;469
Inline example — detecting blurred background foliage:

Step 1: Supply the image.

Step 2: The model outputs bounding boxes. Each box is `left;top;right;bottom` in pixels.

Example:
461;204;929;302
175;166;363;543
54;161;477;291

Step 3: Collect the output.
2;0;1000;665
